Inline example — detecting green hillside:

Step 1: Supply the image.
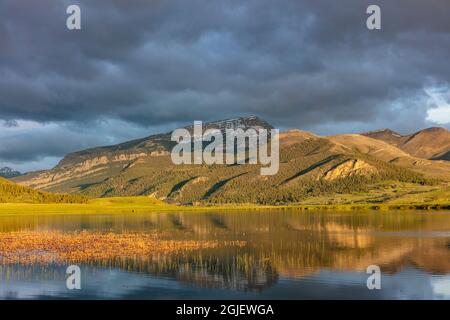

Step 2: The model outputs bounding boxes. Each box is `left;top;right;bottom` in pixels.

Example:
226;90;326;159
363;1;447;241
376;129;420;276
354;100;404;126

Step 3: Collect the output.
0;177;87;204
73;137;435;205
12;118;450;206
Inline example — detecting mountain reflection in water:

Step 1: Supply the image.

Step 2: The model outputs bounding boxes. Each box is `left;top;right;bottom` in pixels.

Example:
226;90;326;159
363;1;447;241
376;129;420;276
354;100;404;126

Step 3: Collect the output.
0;210;449;299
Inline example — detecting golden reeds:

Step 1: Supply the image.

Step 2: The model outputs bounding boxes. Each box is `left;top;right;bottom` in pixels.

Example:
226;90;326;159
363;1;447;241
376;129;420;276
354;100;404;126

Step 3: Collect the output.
0;230;245;265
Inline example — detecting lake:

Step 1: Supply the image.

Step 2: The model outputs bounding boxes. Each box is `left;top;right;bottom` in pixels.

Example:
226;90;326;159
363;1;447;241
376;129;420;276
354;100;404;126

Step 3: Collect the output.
0;210;449;299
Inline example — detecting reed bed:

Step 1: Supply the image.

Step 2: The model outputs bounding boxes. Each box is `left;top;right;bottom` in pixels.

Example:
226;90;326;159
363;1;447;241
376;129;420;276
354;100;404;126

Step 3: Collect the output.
0;230;245;265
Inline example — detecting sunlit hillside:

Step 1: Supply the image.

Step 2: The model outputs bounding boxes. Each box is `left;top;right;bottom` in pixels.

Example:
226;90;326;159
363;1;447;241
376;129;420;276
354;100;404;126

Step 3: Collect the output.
0;177;87;204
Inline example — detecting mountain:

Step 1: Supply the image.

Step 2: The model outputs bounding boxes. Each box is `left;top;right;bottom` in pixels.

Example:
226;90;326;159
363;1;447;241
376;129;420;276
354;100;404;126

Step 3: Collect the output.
13;116;450;205
360;129;404;145
362;127;450;160
326;133;450;179
0;177;86;203
0;167;21;178
55;116;272;170
14;116;274;191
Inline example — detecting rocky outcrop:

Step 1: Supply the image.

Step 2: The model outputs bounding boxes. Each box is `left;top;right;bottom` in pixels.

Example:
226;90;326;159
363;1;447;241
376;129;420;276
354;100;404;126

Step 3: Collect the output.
322;159;378;181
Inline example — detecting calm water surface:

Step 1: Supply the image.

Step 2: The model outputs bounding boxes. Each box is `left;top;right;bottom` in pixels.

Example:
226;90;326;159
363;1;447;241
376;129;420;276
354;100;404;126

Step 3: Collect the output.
0;210;449;299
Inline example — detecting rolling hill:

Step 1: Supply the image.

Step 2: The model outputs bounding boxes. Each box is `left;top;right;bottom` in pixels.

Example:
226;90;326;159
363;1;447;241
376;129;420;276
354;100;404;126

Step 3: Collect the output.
327;133;450;179
0;177;86;203
362;127;450;160
13;117;450;205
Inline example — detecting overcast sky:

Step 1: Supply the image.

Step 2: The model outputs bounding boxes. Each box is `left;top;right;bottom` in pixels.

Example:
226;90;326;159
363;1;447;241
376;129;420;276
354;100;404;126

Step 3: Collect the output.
1;0;450;172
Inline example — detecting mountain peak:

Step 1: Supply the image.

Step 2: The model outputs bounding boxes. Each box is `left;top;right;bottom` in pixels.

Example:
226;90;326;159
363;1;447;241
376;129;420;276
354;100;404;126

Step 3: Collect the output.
52;116;273;170
417;127;449;134
361;128;404;146
182;116;273;133
362;128;402;137
362;126;450;160
0;167;21;178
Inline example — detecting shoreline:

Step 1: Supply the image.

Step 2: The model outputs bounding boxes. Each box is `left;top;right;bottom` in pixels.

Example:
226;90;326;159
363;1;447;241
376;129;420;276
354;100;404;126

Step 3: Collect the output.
0;196;449;215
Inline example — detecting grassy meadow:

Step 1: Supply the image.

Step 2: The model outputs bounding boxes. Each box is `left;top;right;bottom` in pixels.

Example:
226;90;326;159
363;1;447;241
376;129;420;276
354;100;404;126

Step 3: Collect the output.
2;172;450;215
1;183;449;216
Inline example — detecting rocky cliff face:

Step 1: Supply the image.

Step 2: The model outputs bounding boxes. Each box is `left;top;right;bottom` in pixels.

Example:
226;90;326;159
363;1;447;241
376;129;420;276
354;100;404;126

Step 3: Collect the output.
322;159;378;181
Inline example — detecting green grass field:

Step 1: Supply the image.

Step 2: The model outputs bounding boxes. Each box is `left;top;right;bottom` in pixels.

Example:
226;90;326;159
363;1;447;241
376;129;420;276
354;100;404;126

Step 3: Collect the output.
1;186;449;216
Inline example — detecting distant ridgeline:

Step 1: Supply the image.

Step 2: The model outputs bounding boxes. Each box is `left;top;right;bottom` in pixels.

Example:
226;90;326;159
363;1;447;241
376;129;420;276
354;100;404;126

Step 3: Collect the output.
12;116;450;205
0;177;87;204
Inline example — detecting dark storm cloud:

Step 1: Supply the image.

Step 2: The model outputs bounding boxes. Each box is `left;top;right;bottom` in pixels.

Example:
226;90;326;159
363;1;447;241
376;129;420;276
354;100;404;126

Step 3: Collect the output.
0;129;82;162
0;0;450;169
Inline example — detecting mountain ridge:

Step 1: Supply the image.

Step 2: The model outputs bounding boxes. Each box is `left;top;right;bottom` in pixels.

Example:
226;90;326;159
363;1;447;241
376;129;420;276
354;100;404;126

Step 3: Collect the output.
13;117;450;205
362;127;450;160
55;116;273;170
